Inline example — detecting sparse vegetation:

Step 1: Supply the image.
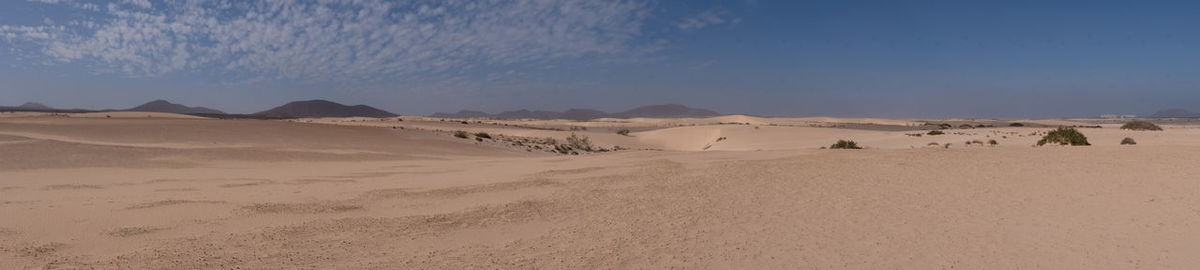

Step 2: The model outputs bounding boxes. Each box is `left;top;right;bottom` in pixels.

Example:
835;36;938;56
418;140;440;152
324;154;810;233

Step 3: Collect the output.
829;140;862;149
1036;127;1090;146
474;132;491;139
1009;122;1024;127
927;130;945;136
453;130;469;139
988;139;998;146
617;129;631;136
565;133;593;152
1120;120;1162;131
1121;137;1137;145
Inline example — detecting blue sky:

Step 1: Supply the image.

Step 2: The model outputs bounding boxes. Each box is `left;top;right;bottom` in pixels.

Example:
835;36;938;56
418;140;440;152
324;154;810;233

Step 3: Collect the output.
1;0;1198;117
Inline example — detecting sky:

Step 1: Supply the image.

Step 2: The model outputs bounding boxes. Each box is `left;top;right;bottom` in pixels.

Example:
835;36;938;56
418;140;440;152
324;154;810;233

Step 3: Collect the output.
1;0;1199;118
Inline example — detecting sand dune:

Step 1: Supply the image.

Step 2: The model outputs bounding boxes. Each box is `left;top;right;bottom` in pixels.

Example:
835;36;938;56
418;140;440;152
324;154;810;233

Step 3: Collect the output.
4;114;1200;268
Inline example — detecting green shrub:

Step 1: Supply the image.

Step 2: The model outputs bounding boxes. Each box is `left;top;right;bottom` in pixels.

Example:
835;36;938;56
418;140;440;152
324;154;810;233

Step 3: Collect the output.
616;129;631;136
1120;121;1162;131
453;130;469;139
927;130;945;135
1121;137;1137;145
1036;127;1090;146
829;140;862;149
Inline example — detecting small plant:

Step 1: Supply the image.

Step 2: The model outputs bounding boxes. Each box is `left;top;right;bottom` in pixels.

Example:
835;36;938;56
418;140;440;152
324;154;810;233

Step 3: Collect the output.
927;130;945;136
927;142;940;146
1121;137;1137;145
1036;127;1090;146
988;139;998;146
716;137;727;142
453;130;469;139
566;133;593;151
1009;122;1024;127
474;132;491;139
616;129;631;136
829;140;862;149
1120;121;1162;131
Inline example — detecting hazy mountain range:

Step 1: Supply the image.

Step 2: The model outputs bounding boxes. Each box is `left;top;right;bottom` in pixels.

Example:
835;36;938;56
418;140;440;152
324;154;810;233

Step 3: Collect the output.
430;104;721;120
128;100;225;114
8;100;1195;119
254;100;398;118
1149;109;1200;118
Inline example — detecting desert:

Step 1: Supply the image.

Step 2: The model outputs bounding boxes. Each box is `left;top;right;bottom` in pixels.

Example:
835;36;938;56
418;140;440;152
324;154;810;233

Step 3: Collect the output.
4;110;1200;269
5;0;1200;268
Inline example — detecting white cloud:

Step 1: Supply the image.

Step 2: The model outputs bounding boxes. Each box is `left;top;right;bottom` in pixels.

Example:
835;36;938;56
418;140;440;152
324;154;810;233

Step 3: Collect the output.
0;0;654;82
122;0;152;9
675;9;738;30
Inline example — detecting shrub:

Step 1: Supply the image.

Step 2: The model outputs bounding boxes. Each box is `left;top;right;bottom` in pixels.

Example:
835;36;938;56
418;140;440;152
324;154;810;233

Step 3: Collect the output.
829;140;862;149
1036;127;1090;146
1120;121;1162;131
927;142;940;146
566;133;593;151
988;139;998;146
927;130;945;136
1121;137;1137;145
616;129;631;136
453;130;470;139
1009;123;1024;127
474;132;491;139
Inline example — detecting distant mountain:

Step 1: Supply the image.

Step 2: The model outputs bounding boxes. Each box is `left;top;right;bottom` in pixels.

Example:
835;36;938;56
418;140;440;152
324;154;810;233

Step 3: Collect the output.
428;104;721;120
255;100;397;118
430;110;491;118
128;100;225;114
1150;109;1200;118
17;102;53;110
614;104;720;118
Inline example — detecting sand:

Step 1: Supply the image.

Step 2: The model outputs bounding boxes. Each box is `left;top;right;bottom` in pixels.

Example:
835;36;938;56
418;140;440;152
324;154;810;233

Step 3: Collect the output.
3;114;1200;269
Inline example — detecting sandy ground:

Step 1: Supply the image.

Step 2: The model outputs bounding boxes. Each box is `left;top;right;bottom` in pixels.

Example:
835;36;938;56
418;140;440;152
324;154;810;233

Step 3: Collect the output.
3;113;1200;269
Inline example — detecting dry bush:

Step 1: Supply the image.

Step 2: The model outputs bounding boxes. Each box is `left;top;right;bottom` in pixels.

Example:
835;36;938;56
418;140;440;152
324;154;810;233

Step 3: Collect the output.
566;133;593;151
1037;127;1090;146
829;140;862;149
1120;121;1162;131
1121;137;1137;145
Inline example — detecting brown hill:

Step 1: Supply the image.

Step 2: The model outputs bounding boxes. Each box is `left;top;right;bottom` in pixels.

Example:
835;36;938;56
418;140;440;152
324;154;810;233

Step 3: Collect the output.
128;100;225;114
429;104;719;120
255;100;397;118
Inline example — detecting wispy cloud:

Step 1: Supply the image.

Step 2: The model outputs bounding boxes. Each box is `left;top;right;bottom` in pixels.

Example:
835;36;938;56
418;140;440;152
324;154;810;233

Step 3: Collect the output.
1;0;655;83
675;8;739;30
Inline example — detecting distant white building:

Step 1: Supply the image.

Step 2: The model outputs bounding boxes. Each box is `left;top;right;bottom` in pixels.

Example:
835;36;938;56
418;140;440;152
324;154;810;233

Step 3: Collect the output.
1100;114;1138;119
